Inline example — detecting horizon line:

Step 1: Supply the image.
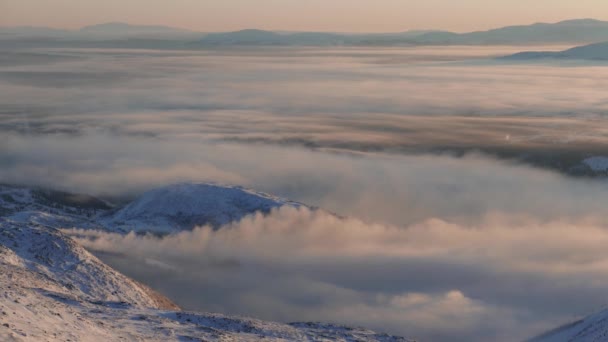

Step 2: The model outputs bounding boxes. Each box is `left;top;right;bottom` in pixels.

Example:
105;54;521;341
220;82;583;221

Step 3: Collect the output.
1;17;604;35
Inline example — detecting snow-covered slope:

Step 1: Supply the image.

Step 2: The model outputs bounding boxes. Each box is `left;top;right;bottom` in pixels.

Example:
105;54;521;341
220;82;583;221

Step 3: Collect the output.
528;309;608;342
582;156;608;173
2;183;308;234
79;22;197;39
0;183;410;340
0;184;111;219
0;217;176;310
102;183;305;233
0;209;410;341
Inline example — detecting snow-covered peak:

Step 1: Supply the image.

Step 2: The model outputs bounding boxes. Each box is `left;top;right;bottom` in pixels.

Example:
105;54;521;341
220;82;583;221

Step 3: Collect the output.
582;156;608;172
2;182;314;234
104;183;305;233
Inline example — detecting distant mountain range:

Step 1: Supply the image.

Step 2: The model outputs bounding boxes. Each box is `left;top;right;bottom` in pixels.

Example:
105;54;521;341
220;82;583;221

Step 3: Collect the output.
198;19;608;46
420;18;608;45
502;41;608;61
195;28;450;46
0;22;200;40
2;19;608;46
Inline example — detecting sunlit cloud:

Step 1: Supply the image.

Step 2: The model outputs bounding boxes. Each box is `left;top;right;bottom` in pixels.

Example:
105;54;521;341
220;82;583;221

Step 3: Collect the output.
64;206;608;341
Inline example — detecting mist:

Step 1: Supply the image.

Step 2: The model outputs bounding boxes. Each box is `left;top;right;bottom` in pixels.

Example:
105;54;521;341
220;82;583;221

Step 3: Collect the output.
2;46;608;178
4;131;608;226
65;206;608;341
3;45;608;341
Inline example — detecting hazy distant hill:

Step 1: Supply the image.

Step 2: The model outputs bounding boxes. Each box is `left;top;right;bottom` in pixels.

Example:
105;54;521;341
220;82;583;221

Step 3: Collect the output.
502;41;608;61
196;19;608;46
0;26;72;39
419;19;608;45
0;22;200;41
198;29;355;46
3;19;608;47
79;22;200;39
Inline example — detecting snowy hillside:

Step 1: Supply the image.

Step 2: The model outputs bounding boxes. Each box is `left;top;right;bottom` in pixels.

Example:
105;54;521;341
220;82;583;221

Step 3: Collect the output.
0;189;410;341
102;183;305;233
582;156;608;173
0;217;175;309
0;184;110;219
528;309;608;342
2;183;308;234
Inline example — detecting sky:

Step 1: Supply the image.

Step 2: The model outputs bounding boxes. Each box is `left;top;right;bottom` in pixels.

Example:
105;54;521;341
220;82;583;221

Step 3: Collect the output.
1;0;608;32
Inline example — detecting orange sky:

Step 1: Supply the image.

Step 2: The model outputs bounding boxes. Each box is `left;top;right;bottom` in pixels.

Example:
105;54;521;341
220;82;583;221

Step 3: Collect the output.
1;0;607;32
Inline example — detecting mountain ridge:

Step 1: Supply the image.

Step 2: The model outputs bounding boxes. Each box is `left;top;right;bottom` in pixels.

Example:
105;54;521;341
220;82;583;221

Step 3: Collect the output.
4;18;608;46
191;18;608;46
501;41;608;61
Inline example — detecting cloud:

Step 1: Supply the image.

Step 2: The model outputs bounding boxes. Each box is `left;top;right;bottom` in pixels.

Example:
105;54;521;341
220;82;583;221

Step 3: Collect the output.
4;130;608;227
64;206;608;341
4;131;608;227
4;46;608;341
1;47;608;171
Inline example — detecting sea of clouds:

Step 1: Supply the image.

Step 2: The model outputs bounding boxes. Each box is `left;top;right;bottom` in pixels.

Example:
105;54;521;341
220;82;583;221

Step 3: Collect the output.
3;45;608;341
66;206;608;341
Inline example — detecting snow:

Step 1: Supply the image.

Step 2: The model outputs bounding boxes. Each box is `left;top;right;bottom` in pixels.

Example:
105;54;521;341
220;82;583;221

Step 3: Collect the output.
529;309;608;342
0;217;169;309
0;221;410;341
0;185;108;229
102;183;305;233
2;183;308;234
0;184;410;341
582;156;608;172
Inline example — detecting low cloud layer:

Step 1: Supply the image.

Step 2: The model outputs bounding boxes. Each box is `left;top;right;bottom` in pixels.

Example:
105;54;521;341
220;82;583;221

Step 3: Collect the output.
3;46;608;340
4;132;608;227
66;207;608;341
1;47;608;173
